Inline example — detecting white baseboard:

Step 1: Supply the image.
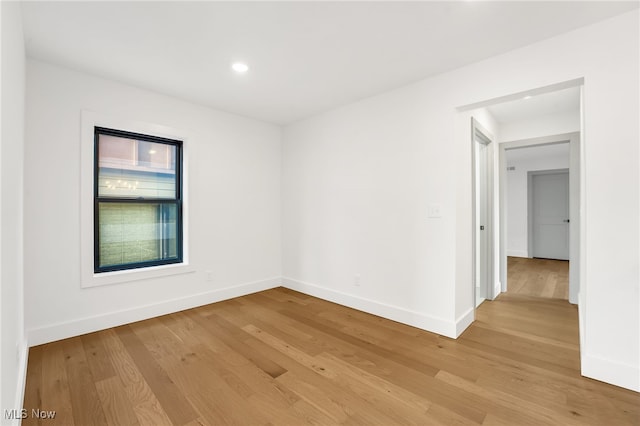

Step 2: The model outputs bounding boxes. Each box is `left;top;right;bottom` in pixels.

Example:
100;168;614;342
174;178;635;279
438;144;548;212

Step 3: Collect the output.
282;277;461;339
507;250;528;258
455;307;475;337
13;339;29;426
577;293;585;351
582;353;640;392
27;277;282;346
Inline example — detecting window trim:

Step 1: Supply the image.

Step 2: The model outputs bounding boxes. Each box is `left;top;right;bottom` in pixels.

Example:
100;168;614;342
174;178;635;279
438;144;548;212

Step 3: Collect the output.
93;127;184;273
81;111;194;288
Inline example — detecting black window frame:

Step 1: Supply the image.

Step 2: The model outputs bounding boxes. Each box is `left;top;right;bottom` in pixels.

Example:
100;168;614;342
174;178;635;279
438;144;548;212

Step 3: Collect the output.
94;126;183;273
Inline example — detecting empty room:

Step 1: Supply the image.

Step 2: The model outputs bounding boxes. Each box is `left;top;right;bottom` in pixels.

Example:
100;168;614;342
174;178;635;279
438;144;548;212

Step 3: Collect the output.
1;1;639;425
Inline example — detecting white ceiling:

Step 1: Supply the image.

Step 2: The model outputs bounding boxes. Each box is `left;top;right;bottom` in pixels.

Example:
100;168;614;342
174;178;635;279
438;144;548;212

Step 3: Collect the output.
487;86;581;124
21;1;638;125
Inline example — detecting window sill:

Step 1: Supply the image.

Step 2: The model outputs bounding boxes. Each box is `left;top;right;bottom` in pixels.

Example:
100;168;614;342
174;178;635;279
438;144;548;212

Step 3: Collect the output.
82;262;196;289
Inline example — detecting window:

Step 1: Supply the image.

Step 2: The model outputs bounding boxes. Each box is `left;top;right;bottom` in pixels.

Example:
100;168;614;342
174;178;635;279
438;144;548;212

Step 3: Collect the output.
94;127;183;273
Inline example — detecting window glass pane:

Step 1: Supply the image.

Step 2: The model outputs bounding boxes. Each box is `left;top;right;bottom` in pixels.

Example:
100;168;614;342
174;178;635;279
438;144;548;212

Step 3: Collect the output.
98;135;135;167
98;202;178;268
98;134;176;199
137;141;176;170
98;169;176;199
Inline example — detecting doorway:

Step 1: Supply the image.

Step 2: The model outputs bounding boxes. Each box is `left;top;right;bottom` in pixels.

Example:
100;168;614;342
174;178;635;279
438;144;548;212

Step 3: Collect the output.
459;80;584;379
530;169;570;261
472;119;494;307
500;134;580;304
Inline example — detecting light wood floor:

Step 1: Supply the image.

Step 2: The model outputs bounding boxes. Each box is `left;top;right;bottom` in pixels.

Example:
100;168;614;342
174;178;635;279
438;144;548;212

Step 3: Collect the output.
507;256;569;299
23;287;639;425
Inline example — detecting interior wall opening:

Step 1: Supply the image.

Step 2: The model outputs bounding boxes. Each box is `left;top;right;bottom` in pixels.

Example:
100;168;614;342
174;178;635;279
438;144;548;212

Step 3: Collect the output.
461;80;584;364
504;144;572;300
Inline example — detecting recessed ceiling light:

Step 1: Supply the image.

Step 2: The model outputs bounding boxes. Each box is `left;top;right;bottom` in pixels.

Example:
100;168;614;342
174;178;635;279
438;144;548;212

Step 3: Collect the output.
232;62;249;73
523;95;532;100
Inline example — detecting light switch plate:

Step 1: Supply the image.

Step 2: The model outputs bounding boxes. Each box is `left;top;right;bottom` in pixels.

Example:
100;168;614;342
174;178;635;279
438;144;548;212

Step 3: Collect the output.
427;204;442;218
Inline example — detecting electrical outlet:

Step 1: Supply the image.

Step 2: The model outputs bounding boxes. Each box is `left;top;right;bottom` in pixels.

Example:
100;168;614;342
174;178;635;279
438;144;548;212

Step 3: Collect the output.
354;274;361;287
16;344;20;364
205;270;213;282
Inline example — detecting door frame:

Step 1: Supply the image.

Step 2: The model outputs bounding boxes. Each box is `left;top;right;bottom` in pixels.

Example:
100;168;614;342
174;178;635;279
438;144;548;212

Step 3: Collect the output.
471;118;495;304
499;132;580;304
528;168;570;260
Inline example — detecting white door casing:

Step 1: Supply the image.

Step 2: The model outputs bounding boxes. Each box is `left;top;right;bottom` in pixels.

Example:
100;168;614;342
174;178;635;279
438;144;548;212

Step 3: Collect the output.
472;118;494;306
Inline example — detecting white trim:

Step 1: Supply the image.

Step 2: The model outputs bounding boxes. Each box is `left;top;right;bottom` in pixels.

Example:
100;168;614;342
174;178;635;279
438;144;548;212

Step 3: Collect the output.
282;277;460;339
83;264;197;289
80;110;192;288
27;277;281;346
582;354;640;392
507;250;528;258
457;78;584;112
455;307;475;338
471;118;496;302
12;340;29;425
493;281;501;299
578;85;587;357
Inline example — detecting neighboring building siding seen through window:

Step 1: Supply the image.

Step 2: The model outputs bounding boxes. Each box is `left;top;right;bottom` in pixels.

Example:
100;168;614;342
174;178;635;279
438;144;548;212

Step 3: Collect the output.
94;127;183;273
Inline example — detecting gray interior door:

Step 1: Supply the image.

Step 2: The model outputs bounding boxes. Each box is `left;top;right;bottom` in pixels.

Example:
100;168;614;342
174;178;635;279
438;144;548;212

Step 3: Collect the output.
532;171;569;260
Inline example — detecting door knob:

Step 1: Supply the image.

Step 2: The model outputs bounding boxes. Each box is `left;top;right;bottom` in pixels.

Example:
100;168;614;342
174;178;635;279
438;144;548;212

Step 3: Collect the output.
563;219;570;223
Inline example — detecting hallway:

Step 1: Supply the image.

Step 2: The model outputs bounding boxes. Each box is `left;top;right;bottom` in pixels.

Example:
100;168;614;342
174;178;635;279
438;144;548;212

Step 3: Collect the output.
507;256;569;299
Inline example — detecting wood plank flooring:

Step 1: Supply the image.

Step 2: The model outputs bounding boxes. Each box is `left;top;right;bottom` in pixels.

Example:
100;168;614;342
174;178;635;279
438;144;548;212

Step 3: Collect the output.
507;256;569;299
23;287;639;425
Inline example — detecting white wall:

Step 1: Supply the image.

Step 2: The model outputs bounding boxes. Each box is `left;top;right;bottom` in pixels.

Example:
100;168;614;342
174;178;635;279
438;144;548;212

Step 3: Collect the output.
282;10;639;391
505;144;570;257
24;60;282;345
283;83;464;336
0;1;26;421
